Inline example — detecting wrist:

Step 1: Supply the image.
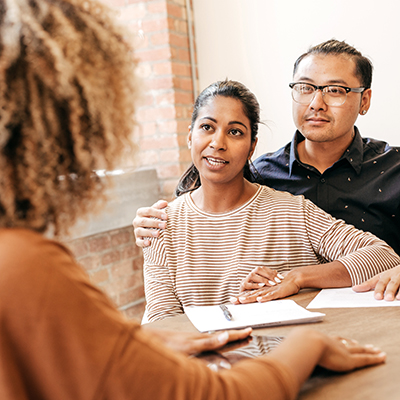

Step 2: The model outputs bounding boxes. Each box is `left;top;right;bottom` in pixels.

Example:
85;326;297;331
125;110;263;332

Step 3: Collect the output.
286;269;305;290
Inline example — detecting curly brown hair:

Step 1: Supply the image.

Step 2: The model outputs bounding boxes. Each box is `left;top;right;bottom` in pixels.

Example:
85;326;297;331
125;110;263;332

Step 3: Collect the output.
0;0;138;235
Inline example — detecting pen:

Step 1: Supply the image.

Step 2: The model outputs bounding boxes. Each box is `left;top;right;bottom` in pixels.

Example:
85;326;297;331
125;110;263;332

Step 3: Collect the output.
220;304;233;321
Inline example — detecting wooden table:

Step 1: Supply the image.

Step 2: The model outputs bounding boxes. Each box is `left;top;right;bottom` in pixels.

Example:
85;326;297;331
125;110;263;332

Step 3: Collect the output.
147;289;400;400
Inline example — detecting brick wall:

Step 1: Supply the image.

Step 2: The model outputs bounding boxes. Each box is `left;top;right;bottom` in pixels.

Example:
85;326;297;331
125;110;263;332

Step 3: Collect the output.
113;0;196;197
63;0;197;322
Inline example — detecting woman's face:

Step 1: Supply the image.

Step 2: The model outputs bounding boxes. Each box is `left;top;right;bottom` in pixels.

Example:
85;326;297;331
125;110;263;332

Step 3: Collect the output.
188;96;256;187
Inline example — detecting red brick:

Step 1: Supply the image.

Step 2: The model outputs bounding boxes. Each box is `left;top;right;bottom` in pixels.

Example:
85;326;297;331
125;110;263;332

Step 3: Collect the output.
66;240;89;258
147;1;167;15
138;150;160;165
152;61;173;76
137;105;176;123
100;0;125;7
88;235;111;253
78;254;102;271
157;163;181;179
89;268;110;285
176;76;193;91
151;32;171;46
174;90;194;104
111;260;134;279
101;250;121;266
173;19;188;34
157;120;179;134
145;76;175;90
157;134;179;148
160;148;180;163
161;179;180;198
121;300;146;321
166;2;184;19
138;122;158;137
141;18;170;33
136;47;172;63
121;244;141;260
119;286;145;307
118;4;147;21
179;147;192;163
136;63;153;79
176;48;190;62
171;62;192;77
110;230;131;247
177;120;192;134
132;255;144;271
169;33;189;48
155;91;175;105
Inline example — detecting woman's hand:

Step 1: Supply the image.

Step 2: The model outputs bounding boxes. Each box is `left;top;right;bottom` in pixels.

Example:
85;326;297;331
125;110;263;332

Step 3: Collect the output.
318;334;386;372
144;327;253;356
239;266;285;291
132;200;168;247
231;270;300;304
353;265;400;301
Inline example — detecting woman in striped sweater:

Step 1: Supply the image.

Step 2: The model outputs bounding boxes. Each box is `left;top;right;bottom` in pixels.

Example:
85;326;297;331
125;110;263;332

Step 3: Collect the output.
143;80;400;322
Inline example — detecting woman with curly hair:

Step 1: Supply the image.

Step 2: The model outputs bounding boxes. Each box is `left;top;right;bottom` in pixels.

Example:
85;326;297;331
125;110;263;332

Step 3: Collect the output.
0;1;387;399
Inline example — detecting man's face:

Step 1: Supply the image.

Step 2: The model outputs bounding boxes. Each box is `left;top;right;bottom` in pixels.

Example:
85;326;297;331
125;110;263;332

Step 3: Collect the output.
292;54;371;145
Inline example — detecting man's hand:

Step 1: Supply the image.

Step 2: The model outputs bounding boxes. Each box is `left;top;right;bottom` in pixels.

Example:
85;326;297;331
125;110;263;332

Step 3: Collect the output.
231;272;301;304
353;265;400;301
239;266;285;291
145;327;253;356
133;200;168;247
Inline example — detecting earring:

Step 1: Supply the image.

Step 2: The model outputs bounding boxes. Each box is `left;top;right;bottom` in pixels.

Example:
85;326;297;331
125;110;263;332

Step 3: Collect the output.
362;110;367;115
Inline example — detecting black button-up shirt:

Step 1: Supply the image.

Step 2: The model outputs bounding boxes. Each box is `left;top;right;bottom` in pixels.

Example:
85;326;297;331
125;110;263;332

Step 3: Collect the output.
253;128;400;255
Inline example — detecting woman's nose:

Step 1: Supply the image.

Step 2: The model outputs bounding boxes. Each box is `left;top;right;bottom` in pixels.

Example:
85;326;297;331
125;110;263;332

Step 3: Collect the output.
209;130;226;150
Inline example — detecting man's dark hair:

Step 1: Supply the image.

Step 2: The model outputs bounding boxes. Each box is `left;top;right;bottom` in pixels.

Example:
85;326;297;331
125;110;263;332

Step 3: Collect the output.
293;39;373;89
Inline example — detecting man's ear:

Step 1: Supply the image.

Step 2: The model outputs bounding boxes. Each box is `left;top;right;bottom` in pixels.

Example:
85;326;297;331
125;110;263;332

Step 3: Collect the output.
360;88;372;115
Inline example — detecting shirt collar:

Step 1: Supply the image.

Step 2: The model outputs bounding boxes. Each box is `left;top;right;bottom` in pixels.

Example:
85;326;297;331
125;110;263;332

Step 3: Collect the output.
288;127;363;176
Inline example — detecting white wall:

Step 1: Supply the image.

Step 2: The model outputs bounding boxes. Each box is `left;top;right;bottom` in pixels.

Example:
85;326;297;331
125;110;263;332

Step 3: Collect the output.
192;0;400;159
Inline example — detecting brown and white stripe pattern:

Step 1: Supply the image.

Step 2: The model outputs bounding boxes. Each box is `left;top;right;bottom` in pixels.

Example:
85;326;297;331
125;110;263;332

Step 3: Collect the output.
144;185;400;322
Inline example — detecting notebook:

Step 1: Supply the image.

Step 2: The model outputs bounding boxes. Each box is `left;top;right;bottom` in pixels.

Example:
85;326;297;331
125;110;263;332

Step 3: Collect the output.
184;299;325;332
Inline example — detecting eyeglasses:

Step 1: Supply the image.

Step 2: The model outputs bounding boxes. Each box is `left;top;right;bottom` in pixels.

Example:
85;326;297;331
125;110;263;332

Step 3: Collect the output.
289;82;365;106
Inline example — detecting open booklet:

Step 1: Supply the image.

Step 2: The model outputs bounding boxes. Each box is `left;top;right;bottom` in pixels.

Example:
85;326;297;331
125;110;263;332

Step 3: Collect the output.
184;299;325;332
196;335;284;370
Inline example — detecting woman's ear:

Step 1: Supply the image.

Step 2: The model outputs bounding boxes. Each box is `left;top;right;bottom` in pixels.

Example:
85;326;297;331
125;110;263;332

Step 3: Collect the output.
248;137;258;160
187;128;192;149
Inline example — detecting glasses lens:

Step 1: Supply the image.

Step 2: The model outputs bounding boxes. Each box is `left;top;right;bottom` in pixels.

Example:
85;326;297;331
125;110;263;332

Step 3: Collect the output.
323;86;347;106
291;83;315;104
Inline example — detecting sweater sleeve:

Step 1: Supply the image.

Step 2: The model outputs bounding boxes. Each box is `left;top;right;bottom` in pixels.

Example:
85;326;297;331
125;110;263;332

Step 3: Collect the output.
104;325;298;400
303;198;400;284
0;229;298;400
143;230;185;322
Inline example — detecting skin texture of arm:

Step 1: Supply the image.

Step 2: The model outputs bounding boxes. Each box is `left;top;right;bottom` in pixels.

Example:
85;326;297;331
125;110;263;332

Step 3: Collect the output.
233;261;351;304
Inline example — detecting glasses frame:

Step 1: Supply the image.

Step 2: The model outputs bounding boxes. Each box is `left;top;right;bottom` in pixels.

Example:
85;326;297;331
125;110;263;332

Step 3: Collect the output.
289;82;366;106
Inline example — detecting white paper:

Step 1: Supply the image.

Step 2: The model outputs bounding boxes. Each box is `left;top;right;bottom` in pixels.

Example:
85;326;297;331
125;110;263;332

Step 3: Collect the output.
307;288;400;309
184;300;325;332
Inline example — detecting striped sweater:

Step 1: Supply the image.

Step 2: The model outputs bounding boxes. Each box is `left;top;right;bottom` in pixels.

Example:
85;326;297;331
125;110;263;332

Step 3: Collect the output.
143;185;400;322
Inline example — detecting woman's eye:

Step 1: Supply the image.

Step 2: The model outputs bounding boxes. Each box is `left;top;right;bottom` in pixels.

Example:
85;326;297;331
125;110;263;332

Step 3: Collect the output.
230;129;243;136
201;124;212;131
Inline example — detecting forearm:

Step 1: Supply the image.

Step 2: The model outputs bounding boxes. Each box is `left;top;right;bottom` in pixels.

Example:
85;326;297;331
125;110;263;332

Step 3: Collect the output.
265;328;327;394
288;260;352;290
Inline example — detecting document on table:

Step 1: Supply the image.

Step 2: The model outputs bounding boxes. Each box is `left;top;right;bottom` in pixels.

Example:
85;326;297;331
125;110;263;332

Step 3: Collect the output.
184;300;325;332
307;287;400;309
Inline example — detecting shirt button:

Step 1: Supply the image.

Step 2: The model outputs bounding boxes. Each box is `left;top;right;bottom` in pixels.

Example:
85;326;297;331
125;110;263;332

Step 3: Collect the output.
320;178;326;183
